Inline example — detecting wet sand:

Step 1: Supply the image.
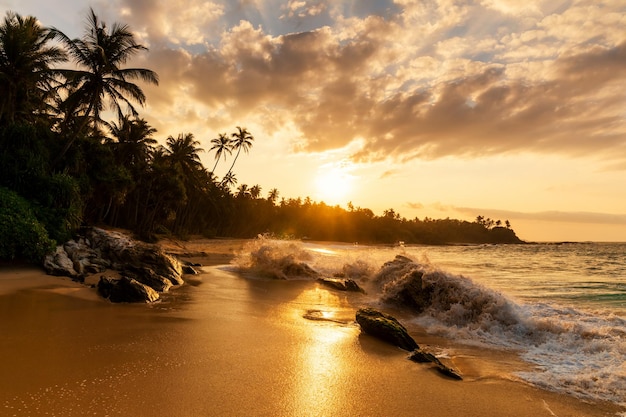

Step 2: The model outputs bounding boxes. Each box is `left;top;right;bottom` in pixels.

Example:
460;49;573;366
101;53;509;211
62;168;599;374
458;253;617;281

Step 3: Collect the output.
0;242;623;417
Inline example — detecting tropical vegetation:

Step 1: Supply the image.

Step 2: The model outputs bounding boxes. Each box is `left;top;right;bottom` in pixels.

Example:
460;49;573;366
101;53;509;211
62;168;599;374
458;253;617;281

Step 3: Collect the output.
0;9;522;262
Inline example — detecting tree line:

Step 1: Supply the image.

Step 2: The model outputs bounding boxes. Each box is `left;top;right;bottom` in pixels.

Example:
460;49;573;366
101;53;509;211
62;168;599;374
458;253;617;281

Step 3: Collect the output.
0;9;523;262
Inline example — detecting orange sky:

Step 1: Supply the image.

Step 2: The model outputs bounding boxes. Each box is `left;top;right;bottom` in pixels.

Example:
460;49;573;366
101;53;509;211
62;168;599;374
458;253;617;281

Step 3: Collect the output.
6;0;626;241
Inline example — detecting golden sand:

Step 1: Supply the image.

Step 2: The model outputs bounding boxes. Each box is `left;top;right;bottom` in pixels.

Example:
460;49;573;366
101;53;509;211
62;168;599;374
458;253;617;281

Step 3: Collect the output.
0;240;622;417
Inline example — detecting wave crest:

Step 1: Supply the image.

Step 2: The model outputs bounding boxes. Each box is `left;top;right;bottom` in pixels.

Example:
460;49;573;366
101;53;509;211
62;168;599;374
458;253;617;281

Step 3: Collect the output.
233;235;319;279
373;255;522;329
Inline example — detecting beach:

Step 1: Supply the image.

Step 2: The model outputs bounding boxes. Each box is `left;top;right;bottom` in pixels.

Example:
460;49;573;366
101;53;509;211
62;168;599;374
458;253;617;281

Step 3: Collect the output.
0;239;623;417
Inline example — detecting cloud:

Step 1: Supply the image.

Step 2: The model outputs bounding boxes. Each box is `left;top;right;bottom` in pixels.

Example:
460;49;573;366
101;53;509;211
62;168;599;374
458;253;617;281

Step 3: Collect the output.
405;202;424;210
96;0;626;167
280;0;327;19
479;0;541;16
102;0;225;45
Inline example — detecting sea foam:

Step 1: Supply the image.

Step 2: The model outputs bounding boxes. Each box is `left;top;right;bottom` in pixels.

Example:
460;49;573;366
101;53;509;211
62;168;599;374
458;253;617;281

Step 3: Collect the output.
369;253;625;406
232;237;626;407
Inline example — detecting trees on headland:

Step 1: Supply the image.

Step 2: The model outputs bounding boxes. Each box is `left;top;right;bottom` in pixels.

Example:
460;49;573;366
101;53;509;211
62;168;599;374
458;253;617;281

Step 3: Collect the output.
0;9;523;261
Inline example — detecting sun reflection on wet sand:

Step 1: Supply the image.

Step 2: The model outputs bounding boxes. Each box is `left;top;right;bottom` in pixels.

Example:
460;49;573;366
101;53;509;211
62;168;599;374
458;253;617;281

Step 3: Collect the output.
279;288;360;416
292;320;356;415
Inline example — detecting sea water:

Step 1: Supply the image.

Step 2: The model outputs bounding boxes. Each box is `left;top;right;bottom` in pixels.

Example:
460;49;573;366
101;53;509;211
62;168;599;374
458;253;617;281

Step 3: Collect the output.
233;238;626;408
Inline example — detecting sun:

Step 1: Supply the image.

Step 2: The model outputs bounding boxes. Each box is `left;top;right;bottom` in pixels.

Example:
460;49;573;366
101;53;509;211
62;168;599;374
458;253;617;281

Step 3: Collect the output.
314;167;353;205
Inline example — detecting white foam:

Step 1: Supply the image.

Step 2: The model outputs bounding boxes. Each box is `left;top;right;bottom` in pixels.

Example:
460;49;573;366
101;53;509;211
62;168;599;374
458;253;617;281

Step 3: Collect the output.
232;239;626;407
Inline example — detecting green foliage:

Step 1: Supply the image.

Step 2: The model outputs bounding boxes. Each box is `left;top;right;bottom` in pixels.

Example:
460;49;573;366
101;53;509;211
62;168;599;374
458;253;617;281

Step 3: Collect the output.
31;172;83;243
0;123;83;242
0;122;50;192
0;187;55;262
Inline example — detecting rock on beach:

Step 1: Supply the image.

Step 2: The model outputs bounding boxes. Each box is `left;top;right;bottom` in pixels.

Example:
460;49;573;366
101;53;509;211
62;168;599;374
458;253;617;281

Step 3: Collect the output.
43;227;190;303
356;307;463;380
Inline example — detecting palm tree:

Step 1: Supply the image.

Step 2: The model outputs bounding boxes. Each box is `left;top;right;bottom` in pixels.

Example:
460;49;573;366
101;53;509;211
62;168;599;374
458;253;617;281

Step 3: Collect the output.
249;184;262;199
164;132;204;181
209;132;232;174
51;8;158;158
237;184;249;199
0;11;67;125
108;116;157;170
267;188;279;205
221;171;237;189
222;126;254;183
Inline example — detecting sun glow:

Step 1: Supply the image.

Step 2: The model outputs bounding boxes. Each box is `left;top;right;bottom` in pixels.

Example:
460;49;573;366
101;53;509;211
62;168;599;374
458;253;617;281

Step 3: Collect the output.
314;167;354;205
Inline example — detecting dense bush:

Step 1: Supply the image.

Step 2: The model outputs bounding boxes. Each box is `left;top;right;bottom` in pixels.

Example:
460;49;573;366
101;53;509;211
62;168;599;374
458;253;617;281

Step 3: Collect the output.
0;187;56;262
0;124;83;243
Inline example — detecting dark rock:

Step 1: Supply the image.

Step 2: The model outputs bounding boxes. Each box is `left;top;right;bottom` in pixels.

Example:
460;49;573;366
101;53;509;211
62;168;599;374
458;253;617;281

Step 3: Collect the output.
182;265;199;275
43;246;78;278
355;308;419;351
97;276;160;303
408;348;463;380
393;270;433;312
44;228;185;302
282;262;319;278
123;266;173;292
373;255;433;312
317;277;365;292
407;348;437;363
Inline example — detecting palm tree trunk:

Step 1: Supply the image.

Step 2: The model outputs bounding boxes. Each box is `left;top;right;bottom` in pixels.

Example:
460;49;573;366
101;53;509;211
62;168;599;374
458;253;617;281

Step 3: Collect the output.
222;148;242;183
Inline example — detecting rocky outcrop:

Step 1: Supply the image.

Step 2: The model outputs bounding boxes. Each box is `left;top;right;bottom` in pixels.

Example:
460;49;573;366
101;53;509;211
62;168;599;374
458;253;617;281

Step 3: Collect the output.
43;246;81;279
355;308;419;351
97;276;160;303
43;227;189;303
356;307;462;380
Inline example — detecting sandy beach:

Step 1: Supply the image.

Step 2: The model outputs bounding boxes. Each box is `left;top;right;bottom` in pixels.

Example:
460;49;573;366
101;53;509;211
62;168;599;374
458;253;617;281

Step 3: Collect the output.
0;239;622;417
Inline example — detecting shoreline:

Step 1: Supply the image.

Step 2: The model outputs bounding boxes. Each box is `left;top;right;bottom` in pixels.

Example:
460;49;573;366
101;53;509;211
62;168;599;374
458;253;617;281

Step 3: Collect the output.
0;239;623;416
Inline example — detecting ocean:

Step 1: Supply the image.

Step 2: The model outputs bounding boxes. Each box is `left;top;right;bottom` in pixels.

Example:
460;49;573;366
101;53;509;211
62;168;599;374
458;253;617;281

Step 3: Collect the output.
233;238;626;409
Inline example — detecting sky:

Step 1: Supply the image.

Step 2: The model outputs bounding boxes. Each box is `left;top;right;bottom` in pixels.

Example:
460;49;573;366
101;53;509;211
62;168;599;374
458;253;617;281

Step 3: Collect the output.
3;0;626;242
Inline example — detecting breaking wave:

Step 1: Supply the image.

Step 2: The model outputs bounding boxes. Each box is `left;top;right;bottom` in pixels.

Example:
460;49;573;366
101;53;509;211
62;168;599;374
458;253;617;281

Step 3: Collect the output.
231;237;626;407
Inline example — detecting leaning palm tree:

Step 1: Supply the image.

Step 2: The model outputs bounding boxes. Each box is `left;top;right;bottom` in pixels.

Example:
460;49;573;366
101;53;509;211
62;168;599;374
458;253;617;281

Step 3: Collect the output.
51;8;158;159
0;11;67;125
222;126;254;183
209;133;232;174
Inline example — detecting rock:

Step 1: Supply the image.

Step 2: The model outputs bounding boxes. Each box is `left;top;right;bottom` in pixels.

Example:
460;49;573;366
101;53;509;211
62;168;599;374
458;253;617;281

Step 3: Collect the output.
408;348;463;380
317;277;365;292
182;265;199;275
373;255;433;313
97;276;160;303
282;262;319;278
355;308;419;351
393;269;433;312
123;266;174;293
43;246;78;278
263;261;319;280
44;227;186;302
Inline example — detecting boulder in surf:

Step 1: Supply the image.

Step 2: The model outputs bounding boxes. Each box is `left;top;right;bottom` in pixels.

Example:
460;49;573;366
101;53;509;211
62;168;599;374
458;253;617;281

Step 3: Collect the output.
355;307;419;351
